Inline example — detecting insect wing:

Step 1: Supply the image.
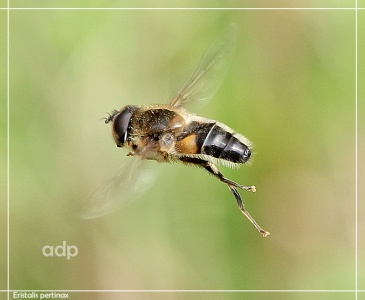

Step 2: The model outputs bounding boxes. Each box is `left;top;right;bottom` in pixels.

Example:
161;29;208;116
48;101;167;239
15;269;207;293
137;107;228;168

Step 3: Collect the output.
81;158;156;219
170;23;237;108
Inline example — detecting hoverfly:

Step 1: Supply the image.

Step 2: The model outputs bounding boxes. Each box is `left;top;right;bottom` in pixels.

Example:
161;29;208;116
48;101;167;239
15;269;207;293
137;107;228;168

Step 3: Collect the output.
83;24;270;237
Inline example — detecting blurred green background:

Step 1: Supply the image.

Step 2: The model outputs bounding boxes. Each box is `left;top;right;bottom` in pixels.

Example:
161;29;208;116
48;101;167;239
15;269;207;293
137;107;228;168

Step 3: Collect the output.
1;2;362;300
1;7;7;296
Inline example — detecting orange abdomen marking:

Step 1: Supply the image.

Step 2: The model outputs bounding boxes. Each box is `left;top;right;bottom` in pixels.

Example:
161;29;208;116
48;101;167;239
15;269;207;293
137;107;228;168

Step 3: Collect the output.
176;134;199;154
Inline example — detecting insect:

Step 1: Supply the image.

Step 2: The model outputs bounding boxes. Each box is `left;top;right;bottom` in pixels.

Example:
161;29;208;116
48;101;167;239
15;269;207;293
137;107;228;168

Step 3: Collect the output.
83;24;270;237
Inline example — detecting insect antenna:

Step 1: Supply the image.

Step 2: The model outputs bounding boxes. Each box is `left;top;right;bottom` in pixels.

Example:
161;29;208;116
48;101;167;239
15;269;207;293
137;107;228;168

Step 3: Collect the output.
103;110;120;124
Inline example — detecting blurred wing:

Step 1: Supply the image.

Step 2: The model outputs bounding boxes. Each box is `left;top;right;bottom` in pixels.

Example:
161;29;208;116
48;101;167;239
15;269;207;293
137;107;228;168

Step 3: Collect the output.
170;23;237;108
81;157;156;219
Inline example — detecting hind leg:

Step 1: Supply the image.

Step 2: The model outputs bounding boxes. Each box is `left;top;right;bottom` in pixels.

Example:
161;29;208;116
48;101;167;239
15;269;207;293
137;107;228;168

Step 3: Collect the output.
203;161;270;237
203;162;256;192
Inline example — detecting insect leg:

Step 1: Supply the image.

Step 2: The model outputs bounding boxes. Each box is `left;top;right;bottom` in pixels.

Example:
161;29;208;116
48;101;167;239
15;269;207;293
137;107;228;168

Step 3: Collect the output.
203;162;256;192
228;185;270;237
204;162;270;237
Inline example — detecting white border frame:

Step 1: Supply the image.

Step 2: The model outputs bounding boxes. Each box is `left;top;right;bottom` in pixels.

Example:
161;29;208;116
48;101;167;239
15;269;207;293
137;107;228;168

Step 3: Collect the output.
3;1;361;299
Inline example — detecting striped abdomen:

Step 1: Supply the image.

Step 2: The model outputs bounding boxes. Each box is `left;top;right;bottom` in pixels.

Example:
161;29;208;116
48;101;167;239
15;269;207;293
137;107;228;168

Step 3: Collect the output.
176;121;251;164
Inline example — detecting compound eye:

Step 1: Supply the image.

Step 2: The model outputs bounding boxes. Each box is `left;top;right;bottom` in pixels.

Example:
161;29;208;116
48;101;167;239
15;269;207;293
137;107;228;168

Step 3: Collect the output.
112;106;135;146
